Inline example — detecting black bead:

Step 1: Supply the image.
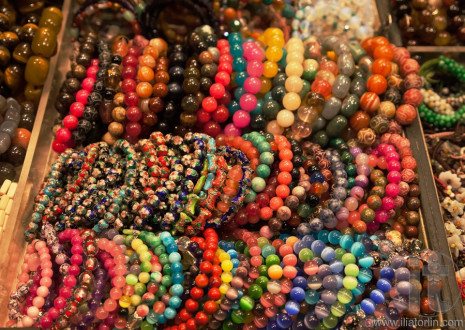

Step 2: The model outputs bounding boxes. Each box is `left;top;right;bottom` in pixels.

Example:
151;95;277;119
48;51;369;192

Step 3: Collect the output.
307;194;319;207
80;42;95;55
204;34;217;47
273;73;287;86
164;101;178;118
169;52;187;67
63;78;81;94
18;113;34;131
83;106;99;121
292;155;304;168
111;55;122;64
87;92;102;108
77;119;92;134
75;52;92;67
167;82;182;101
308;165;320;173
72;130;85;145
104;89;115;100
168;66;184;83
93;80;105;93
271;86;286;103
199;77;212;93
291;168;300;181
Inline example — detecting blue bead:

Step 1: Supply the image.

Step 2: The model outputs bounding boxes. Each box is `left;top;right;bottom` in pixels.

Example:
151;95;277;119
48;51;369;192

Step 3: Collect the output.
358;254;374;268
290;287;305;302
231;258;239;268
292;276;307;289
277;312;293;328
380;267;395;280
328;231;341;245
168;252;181;263
227;249;238;258
310;171;325;183
377;278;392;293
169;296;182;309
284;301;300;316
311;240;325;256
157;314;167;324
172;273;184;284
264;91;273;101
361;298;376;314
292;241;305;255
350;242;365;257
321;247;335;262
329;260;344;274
250;99;263;115
166;243;178;253
159;231;170;240
171;262;182;273
339;235;354;249
370;289;385;304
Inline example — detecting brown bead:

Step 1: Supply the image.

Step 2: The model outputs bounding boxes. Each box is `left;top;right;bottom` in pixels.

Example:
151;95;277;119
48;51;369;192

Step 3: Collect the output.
102;132;117;145
392;221;405;234
420;297;435;315
407;197;420;211
142;111;158;126
405;225;418;238
288;213;301;227
423;276;441;294
405;211;420;225
408;184;421;197
199;51;213;64
152;83;168;98
155;70;169;84
99;100;114;124
149;97;164;113
268;218;282;232
340;227;354;236
349;111;371;131
113;92;125;106
72;64;86;79
0;45;10;66
406;257;423;271
112;106;126;122
4;63;24;91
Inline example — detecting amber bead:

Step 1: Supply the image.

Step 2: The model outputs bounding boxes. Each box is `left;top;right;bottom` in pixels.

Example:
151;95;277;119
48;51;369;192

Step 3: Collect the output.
4;63;24;91
113;92;125;107
102;132;117;146
13;42;32;63
142;111;158;126
112;106;126;122
108;122;124;137
155;70;169;84
71;64;86;79
12;128;31;149
24;83;41;104
25;55;49;86
38;7;62;34
349;111;371;131
99;100;114;124
152;83;168;98
17;0;44;14
149;97;164;113
19;23;38;43
0;45;10;66
0;13;10;31
0;32;19;50
180;112;196;127
31;27;57;58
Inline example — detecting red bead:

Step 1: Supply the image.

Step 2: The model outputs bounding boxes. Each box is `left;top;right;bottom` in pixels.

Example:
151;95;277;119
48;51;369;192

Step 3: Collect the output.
195;274;209;288
219;46;230;55
203;121;221;137
122;66;137;80
195;312;209;325
210;83;225;99
215;71;231;86
56;128;72;143
199;261;213;274
86;66;98;79
190;287;204;300
205;242;218;251
217;39;229;49
246;203;260;217
179;309;192;322
196;109;211;124
185;299;199;312
126;106;142;122
218;91;232;106
121;79;137;93
211;265;222;277
218;62;233;74
125;122;141;137
125;91;139;107
186;319;197;330
311;79;331;98
208;288;221;300
63;115;78;130
123;55;138;67
219;54;233;64
52;140;67;153
212;105;229;123
76;90;89;105
209;276;222;288
202;97;218;113
203;301;218;314
127;47;140;57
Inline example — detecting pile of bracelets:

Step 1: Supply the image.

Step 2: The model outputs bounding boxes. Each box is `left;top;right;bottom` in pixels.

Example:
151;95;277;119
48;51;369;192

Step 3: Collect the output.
10;0;465;328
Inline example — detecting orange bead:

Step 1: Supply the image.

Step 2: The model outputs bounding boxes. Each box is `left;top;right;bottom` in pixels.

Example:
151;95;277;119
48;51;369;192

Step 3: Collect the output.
269;141;278;151
277;172;292;185
232;136;244;149
138;55;156;68
260;207;273;220
226;179;239;189
13;128;31;149
347;211;361;225
270;197;284;210
371;58;392;77
136;82;152;98
371;36;390;51
229;165;243;181
309;182;324;195
361;37;374;55
143;45;159;59
150;38;167;56
360;92;380;113
279;160;293;172
223;7;236;22
358;203;369;212
373;45;394;61
367;74;387;95
353;220;367;234
217;201;230;212
250;158;260;170
138;66;154;82
278;141;291;151
349;111;371;131
279;149;293;160
276;185;290;198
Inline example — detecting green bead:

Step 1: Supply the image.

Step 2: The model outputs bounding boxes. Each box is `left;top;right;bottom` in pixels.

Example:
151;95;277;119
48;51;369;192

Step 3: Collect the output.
235;240;246;253
265;254;280;266
311;130;329;147
337;288;353;304
344;264;360;277
256;164;271;178
141;321;153;330
345;164;357;176
126;274;138;285
303;70;317;82
263;100;280;120
163;263;172;275
282;4;295;18
244;190;256;203
326;115;348;138
342;275;358;290
256;275;269;289
239;295;255;311
230;19;242;32
341;253;356;265
259;151;274;165
158;253;169;264
257;141;271;153
257;237;269;248
340;151;353;164
360;208;375;223
299;79;311;98
140;261;152;272
297;203;312;218
331;301;346;317
231;309;247;324
134;283;146;295
323;315;339;328
335;248;346;260
251;177;266;192
298;248;314;262
329;138;345;148
248;284;263;299
161;275;172;287
258;265;268;276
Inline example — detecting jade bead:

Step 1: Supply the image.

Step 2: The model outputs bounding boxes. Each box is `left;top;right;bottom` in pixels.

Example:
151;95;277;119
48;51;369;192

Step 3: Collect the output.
297;203;312;218
257;141;271;153
251;177;266;192
256;164;271;178
259;151;274;165
244;191;256;203
248;284;263;299
322;97;341;120
311;130;329;147
326;115;348;138
340;94;359;117
161;275;172;287
332;74;350;99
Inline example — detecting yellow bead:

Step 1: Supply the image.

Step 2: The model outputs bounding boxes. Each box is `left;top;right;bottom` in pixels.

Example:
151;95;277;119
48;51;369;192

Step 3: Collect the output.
268;34;284;48
119;295;131;308
285;61;303;77
221;260;233;272
219;252;230;262
136;244;148;254
139;272;150;283
282;92;301;111
304;59;319;71
276;109;295;127
265;46;283;62
219;283;230;294
131;294;141;306
126;249;134;257
259;77;272;94
263;61;278;78
131;238;143;250
215;249;224;257
221;272;233;283
268;265;283;280
266;120;284;135
285;76;303;93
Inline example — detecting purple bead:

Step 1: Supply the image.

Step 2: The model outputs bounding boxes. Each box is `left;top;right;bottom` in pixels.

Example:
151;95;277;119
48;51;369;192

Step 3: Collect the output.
350;186;364;200
328;198;342;212
318;265;333;278
320;289;337;304
314;302;330;319
391;256;407;269
322;275;338;290
336;207;349;221
395;267;410;281
88;298;99;311
333;186;347;200
82;311;94;323
354;175;369;188
350;147;363;157
396;281;412;296
304;313;319;328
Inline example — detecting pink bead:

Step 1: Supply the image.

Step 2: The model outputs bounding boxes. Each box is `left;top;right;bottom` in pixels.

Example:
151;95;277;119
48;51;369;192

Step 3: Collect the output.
96;307;109;320
108;267;116;278
70;102;85;117
54;296;66;309
110;287;123;300
68;264;80;276
303;260;319;275
259;226;273;239
375;209;389;223
243;41;255;53
394;196;404;209
232;110;250;128
87;65;98;79
355;153;369;165
35;241;46;249
63;115;78;130
48;307;60;320
387;160;401;172
71;254;83;265
82;77;95;91
224;123;241;136
279;244;293;256
247;60;264;77
40;315;52;328
336;207;349;221
18;272;29;283
112;275;126;288
104;298;117;312
71;234;83;245
40;276;52;287
382;196;395;210
385;183;400;197
387;171;401;183
283;266;297;279
39;253;51;262
76;90;90;105
71;244;84;255
344;197;358;211
98;238;109;249
350;186;364;200
367;222;380;232
64;275;77;287
251;256;262;267
239;93;257;112
60;286;72;299
283;254;297;266
105;258;115;270
91;59;99;66
243;77;261;94
210;83;225;99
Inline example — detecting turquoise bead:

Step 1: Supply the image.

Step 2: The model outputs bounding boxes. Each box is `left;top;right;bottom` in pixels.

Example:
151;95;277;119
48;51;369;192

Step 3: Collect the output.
357;268;373;283
339;235;353;249
350;242;365;257
256;164;271;178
